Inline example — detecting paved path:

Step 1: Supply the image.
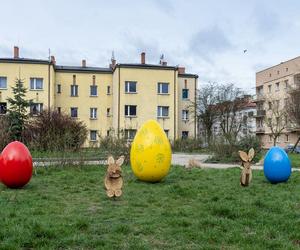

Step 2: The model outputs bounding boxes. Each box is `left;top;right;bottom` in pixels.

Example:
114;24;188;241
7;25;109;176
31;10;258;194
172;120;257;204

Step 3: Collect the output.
171;153;300;172
172;153;211;166
33;153;300;172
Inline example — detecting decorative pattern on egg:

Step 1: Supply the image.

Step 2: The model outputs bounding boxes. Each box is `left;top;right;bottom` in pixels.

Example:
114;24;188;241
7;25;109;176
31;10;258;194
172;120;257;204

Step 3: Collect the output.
130;120;172;182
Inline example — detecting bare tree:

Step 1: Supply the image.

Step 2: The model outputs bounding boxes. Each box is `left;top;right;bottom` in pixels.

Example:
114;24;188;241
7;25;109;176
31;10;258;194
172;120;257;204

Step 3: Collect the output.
265;96;287;146
215;84;245;146
287;84;300;151
192;82;219;145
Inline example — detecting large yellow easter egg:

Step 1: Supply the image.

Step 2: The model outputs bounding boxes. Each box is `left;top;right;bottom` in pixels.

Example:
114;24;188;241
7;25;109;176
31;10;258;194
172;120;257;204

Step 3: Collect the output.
130;120;172;182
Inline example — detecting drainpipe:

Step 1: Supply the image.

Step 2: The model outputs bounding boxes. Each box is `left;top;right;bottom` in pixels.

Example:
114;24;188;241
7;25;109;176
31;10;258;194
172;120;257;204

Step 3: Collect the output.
118;67;121;138
174;69;177;140
48;62;51;111
194;77;197;139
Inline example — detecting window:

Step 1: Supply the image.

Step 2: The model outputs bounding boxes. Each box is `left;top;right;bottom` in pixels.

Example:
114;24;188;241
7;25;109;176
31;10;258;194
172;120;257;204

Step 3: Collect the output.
30;103;43;115
269;73;272;77
125;81;137;93
182;131;189;139
277;70;280;75
182;89;189;99
284;80;289;89
0;77;7;89
125;129;137;140
268;118;272;125
268;85;272;93
57;107;61;114
90;85;97;96
269;135;272;142
157;106;169;118
157;82;169;94
182;110;189;121
268;102;272;110
107;86;111;95
248;111;254;117
90;130;97;141
107;108;111;117
286;68;289;72
71;107;78;118
0;102;7;114
30;78;43;90
286;134;289;142
164;129;169;137
90;108;97;119
257;86;263;96
275;82;279;91
71;85;78;97
57;84;61;93
125;105;137;117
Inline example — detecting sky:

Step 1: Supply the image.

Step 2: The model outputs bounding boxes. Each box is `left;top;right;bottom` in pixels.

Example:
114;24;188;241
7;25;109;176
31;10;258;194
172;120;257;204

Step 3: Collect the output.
1;0;300;94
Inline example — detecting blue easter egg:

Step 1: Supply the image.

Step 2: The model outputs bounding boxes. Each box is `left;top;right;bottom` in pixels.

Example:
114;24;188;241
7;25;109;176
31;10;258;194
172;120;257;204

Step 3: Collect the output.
264;146;291;183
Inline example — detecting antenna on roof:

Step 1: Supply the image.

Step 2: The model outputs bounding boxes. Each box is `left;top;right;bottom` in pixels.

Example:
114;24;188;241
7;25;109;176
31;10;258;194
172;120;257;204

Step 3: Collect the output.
111;51;115;60
159;54;164;65
48;48;51;62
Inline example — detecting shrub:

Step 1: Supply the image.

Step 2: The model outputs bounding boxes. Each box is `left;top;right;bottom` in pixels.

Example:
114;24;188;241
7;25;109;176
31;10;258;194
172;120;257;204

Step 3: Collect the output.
172;138;202;152
99;130;131;164
0;116;12;151
23;110;87;151
237;135;262;162
208;135;262;163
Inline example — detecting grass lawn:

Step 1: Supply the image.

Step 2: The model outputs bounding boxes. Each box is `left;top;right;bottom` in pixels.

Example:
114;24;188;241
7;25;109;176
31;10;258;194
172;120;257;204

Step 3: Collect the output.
289;153;300;168
1;166;300;249
30;148;106;159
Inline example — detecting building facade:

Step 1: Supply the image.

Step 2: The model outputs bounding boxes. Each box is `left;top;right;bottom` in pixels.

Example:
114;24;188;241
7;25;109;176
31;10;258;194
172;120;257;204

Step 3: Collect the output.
198;95;256;142
255;56;300;148
0;47;198;146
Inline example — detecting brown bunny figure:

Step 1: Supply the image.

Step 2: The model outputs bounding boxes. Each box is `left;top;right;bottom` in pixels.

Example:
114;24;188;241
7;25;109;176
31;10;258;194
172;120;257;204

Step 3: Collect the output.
239;148;255;187
104;155;124;198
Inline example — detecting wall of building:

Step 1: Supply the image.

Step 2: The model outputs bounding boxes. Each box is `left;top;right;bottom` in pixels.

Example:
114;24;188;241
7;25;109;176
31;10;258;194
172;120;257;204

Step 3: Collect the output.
256;56;300;148
55;70;113;145
177;76;197;138
115;66;176;139
0;49;198;146
0;61;55;112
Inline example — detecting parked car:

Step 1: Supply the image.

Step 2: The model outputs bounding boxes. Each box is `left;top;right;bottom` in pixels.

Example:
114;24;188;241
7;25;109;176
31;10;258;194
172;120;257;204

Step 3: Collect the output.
285;144;300;154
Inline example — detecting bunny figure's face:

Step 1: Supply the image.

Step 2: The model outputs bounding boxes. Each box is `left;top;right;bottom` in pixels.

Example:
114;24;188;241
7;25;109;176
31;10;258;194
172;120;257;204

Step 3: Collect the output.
107;156;125;178
108;164;122;178
243;161;251;170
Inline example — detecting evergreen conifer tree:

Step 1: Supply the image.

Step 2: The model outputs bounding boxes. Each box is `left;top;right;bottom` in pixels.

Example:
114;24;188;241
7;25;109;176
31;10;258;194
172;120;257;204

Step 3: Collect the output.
7;78;32;141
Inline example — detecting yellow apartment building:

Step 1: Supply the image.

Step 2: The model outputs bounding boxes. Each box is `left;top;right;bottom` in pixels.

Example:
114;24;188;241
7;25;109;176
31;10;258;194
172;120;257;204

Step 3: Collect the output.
255;56;300;148
0;47;198;146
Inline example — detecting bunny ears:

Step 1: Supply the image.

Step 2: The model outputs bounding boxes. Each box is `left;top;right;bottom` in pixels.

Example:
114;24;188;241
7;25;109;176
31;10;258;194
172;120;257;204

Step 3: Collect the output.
107;155;125;166
238;148;255;162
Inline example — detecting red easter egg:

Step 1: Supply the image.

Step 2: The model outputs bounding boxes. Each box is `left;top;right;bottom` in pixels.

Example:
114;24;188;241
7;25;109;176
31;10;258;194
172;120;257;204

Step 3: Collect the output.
0;141;33;188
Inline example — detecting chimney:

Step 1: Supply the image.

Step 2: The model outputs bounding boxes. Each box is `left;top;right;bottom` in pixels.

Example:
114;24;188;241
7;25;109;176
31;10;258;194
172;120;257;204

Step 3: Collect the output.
13;46;19;59
82;59;86;67
178;67;185;74
50;56;56;65
141;52;145;64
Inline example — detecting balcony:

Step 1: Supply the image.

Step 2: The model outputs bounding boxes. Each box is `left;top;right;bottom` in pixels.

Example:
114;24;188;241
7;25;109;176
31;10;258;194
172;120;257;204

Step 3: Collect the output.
256;127;265;134
253;94;265;103
255;110;266;117
286;125;300;132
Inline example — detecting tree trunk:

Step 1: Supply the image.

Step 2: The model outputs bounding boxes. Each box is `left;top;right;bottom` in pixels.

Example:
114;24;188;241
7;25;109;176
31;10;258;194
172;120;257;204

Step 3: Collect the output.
273;136;277;146
292;136;300;153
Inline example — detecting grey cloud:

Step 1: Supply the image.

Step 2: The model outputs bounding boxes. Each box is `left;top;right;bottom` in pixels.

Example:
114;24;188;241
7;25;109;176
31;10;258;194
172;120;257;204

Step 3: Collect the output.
189;26;233;61
252;4;281;37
